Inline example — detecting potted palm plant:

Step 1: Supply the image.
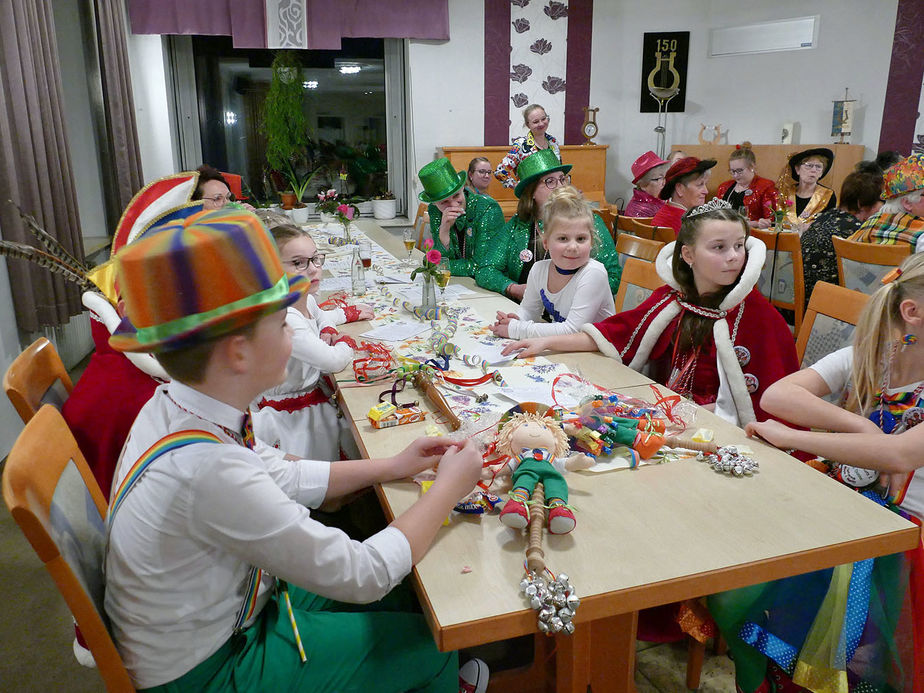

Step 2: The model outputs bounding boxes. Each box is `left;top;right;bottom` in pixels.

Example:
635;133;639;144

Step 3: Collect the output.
261;51;320;220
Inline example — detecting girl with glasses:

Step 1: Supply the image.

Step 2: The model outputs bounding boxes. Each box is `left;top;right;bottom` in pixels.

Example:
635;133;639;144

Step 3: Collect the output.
465;156;493;195
251;225;373;461
482;149;622;301
493;104;562;189
715;142;779;229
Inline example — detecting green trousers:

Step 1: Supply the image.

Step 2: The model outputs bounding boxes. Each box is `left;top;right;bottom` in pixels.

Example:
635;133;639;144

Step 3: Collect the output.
512;457;568;502
142;583;457;693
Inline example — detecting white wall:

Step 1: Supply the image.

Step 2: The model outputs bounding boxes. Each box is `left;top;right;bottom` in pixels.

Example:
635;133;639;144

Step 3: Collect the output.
126;34;177;181
590;0;899;203
403;0;898;206
406;0;485;200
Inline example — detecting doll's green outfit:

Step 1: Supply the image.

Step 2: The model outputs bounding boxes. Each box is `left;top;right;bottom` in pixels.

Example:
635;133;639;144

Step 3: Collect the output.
427;190;506;281
499;448;576;534
488;214;622;295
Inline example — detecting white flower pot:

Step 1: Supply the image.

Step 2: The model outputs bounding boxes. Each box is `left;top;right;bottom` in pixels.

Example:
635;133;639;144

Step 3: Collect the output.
319;212;337;223
356;201;373;215
372;199;397;220
289;206;310;224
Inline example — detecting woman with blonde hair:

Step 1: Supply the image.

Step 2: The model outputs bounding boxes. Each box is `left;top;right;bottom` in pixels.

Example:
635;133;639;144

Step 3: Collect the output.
711;253;924;693
714;143;778;228
494;103;561;189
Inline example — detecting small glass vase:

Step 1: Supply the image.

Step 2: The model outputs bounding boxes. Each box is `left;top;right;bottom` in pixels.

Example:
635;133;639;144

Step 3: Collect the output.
342;220;352;243
418;274;438;314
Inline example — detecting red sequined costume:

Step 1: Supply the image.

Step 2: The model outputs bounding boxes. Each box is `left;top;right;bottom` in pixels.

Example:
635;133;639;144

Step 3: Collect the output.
583;238;798;426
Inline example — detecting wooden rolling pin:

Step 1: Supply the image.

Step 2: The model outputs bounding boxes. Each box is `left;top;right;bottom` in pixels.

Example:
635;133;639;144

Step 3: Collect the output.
413;368;461;431
526;483;546;573
663;435;718;454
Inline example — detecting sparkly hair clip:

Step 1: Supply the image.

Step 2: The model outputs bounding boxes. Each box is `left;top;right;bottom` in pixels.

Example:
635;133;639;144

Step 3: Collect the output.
881;267;903;284
687;198;733;218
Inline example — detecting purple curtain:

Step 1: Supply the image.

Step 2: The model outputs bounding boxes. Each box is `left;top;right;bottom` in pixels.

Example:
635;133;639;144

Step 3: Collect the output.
128;0;449;49
0;0;84;331
878;0;924;155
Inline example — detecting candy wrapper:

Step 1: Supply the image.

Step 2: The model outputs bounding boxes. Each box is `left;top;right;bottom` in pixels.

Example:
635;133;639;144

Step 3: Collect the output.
454;491;501;515
370;405;427;429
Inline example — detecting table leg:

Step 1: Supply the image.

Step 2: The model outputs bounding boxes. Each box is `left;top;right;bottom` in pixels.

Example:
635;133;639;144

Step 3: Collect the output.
555;611;638;693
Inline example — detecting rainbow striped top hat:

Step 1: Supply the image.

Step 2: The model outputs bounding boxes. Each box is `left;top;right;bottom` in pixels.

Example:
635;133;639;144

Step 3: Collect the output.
109;208;307;353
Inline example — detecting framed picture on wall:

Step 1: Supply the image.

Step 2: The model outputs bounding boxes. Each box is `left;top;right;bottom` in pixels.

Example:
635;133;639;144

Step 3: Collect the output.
640;31;689;113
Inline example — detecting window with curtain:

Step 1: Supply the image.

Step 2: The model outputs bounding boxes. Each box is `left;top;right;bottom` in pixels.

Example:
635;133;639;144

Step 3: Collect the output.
191;37;389;206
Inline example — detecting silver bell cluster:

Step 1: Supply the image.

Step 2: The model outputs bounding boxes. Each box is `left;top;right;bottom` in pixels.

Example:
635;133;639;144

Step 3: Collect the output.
698;445;758;477
520;570;580;635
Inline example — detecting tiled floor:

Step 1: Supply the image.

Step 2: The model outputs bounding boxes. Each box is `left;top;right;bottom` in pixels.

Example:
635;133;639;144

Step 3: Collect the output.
636;640;736;692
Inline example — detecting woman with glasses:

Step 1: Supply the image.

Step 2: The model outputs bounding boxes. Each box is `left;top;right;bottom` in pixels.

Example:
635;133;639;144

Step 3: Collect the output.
494;104;562;189
714;143;779;228
777;148;837;230
252;224;372;461
484;149;621;300
192;164;255;211
465;157;493;195
625;151;669;218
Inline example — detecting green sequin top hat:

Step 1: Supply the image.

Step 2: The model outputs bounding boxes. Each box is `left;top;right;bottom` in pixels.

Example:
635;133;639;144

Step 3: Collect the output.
418;158;467;203
514;149;572;198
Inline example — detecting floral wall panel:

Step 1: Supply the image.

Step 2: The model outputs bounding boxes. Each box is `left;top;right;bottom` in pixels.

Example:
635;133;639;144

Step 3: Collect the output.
507;1;569;145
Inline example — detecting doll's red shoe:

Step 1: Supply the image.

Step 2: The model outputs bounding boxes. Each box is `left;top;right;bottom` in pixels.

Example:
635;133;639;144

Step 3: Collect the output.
548;504;576;534
499;499;528;529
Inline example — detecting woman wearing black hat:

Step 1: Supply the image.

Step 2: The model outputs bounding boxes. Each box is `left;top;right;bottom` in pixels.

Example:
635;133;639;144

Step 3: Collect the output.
778;148;837;230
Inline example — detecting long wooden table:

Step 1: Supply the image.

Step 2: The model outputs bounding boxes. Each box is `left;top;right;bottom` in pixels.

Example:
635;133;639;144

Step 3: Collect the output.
334;221;920;693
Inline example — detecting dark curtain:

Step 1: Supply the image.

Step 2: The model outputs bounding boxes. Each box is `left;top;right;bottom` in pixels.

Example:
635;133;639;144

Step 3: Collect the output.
95;0;144;214
0;0;84;331
878;0;924;155
128;0;449;49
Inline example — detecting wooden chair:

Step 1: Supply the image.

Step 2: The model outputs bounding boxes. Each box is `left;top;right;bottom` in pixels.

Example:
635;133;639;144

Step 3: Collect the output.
220;171;247;201
3;337;73;424
750;229;805;334
592;207;616;242
614;257;666;313
795;281;869;367
617;216;656;239
833;235;910;294
2;405;136;692
414;202;430;250
615;234;665;265
653;226;676;244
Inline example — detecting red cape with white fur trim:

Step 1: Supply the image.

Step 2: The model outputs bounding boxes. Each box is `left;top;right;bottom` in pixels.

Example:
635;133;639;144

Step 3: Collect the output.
582;237;798;426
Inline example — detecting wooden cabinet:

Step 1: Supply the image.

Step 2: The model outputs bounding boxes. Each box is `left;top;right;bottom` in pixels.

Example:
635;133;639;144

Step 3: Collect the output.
440;144;609;219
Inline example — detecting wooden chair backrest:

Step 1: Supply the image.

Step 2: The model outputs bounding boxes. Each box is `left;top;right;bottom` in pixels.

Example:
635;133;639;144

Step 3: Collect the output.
795;281;869;367
615;234;665;264
2;406;136;691
220;172;246;201
614;257;666;313
415;202;430;249
750;229;805;334
832;235;911;294
617;216;656;238
3;337;74;424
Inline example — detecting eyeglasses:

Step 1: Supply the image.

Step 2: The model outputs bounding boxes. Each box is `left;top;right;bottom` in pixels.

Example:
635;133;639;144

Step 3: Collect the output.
729;167;747;175
648;176;665;184
286;254;325;271
800;162;825;171
203;193;234;205
542;174;571;190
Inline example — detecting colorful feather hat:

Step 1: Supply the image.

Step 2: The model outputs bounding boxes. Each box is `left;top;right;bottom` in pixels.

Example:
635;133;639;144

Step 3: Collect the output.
109;208;307;353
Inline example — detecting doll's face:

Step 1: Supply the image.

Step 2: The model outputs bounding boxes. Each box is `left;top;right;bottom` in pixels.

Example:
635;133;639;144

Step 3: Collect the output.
509;420;558;452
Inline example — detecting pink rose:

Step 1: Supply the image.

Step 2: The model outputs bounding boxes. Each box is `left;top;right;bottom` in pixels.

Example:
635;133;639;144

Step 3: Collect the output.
423;238;434;250
426;249;442;265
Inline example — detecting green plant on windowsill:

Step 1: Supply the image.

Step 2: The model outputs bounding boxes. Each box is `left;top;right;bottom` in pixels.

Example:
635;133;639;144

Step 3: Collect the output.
373;190;395;200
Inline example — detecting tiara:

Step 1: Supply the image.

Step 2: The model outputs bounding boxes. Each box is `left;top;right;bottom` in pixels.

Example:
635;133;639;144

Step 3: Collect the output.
687;198;733;218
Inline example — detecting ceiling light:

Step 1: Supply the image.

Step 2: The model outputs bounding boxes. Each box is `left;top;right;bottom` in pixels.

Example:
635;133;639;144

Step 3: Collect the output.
303;80;318;89
339;65;361;75
224;111;237;126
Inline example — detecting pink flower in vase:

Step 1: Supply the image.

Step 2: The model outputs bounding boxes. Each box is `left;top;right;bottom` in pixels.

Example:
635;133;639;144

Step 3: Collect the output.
337;204;354;220
426;249;441;265
423;238;434;250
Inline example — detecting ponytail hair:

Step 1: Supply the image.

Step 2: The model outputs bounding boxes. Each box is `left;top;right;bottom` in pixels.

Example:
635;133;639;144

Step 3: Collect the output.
672;205;749;351
849;254;924;414
540;186;598;252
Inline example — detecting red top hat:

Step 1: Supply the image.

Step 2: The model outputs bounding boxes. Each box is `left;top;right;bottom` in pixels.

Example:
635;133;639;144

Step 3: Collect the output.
631;151;668;185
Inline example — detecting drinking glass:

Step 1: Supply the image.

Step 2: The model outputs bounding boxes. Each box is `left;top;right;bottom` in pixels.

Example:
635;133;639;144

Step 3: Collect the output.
359;240;372;269
435;260;451;307
402;229;415;267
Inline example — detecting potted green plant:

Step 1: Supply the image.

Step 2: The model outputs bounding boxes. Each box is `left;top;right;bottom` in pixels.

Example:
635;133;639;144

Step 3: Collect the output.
372;190;397;220
261;51;320;216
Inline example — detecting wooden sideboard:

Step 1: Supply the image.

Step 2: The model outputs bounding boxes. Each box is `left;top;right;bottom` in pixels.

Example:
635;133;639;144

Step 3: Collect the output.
671;144;866;201
440;144;609;219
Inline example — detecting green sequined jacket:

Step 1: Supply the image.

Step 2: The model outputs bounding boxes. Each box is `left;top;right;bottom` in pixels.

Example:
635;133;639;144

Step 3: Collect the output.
428;190;506;283
482;214;622;295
